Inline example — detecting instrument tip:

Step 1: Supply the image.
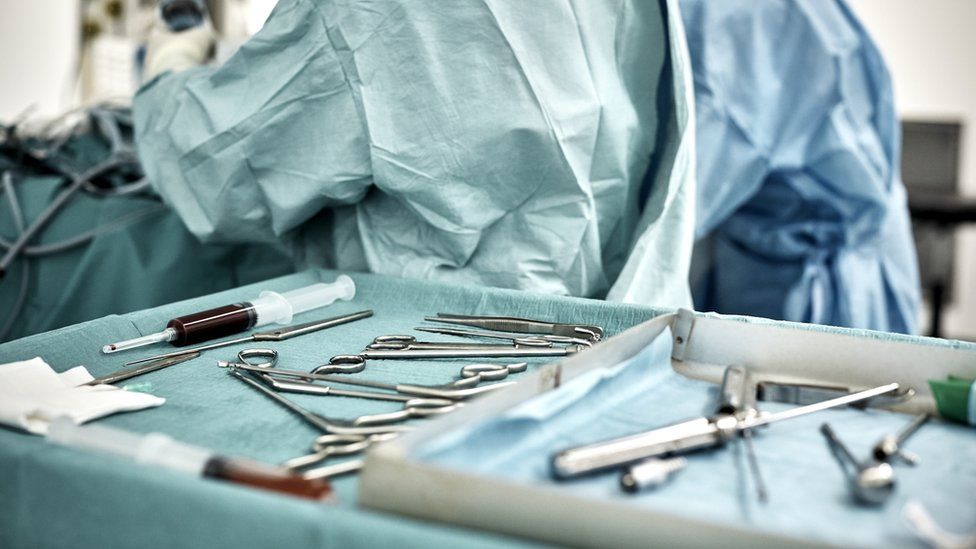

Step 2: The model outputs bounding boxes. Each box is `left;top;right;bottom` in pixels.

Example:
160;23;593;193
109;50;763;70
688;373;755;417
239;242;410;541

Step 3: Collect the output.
620;473;638;493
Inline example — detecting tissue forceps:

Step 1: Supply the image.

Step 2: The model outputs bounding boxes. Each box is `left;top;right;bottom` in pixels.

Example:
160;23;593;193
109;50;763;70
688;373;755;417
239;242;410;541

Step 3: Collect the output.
414;326;593;347
227;368;412;435
83;352;200;386
226;349;524;400
367;334;553;350
124;310;373;367
219;349;462;418
426;313;604;341
349;344;586;361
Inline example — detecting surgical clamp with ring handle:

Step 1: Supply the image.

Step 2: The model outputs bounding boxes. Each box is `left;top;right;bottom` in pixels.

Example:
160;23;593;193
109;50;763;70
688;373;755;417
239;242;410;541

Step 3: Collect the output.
281;433;401;479
125;310;374;367
284;433;400;470
219;349;463;420
223;349;526;401
425;313;604;342
226;366;413;435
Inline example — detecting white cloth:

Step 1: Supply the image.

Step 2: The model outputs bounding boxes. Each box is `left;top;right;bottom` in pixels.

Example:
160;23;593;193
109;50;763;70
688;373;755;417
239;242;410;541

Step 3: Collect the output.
0;357;164;435
143;21;215;82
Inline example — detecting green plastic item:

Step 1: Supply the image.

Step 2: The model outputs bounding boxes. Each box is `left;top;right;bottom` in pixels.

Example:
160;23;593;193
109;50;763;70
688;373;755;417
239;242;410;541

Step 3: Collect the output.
929;377;975;425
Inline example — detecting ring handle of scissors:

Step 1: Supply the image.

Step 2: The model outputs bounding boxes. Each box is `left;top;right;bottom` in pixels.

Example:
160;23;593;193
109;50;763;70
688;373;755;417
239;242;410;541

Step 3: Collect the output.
217;348;279;370
453;362;529;387
372;335;416;344
366;342;411;350
312;355;367;375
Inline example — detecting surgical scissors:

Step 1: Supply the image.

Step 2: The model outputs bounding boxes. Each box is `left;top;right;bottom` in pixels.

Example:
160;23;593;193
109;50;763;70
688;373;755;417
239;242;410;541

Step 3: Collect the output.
283;432;398;470
125;310;373;367
302;458;367;480
367;334;553;350
220;349;463;418
290;432;398;479
223;349;524;400
227;368;413;435
426;313;604;342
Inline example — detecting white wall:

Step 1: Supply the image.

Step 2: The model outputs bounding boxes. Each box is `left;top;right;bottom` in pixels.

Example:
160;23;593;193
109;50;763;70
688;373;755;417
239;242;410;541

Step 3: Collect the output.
0;2;80;121
850;0;976;339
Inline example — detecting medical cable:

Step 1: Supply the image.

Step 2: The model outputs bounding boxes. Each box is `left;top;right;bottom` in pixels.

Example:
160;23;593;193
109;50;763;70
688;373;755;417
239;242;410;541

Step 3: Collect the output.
0;164;164;341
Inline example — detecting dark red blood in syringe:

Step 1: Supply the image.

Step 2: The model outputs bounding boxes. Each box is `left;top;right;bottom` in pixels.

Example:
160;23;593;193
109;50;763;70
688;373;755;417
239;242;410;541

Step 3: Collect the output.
167;303;257;346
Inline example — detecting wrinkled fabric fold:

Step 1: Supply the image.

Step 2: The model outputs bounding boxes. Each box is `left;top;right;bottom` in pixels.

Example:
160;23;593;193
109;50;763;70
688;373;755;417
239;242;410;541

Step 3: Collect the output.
682;0;920;333
135;0;696;309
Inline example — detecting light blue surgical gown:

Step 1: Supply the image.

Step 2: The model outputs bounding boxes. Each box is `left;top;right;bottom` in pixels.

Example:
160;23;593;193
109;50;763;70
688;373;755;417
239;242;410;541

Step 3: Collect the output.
681;0;921;333
134;0;697;309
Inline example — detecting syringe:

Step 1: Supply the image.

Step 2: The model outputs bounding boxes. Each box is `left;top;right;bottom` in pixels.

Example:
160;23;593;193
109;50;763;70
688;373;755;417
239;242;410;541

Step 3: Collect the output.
102;276;356;354
47;417;333;500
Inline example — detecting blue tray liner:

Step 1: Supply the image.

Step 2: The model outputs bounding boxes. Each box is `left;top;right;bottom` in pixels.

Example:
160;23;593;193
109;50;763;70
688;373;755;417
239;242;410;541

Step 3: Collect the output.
417;329;976;547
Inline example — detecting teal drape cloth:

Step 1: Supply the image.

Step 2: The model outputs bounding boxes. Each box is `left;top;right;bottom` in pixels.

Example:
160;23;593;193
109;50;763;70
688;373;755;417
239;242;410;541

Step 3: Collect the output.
134;0;697;309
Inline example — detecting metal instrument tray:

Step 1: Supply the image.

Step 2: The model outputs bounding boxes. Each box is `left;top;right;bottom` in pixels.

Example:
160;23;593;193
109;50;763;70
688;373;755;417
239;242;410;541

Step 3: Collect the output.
359;310;976;548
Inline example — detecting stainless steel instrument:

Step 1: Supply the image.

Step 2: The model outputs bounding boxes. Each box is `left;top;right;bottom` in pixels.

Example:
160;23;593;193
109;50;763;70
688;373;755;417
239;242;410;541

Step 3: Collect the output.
550;382;901;479
125;310;373;367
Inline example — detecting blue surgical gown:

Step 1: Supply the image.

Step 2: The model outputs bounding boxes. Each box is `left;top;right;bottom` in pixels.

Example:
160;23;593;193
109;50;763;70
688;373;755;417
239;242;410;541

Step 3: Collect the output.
133;0;697;309
681;0;921;333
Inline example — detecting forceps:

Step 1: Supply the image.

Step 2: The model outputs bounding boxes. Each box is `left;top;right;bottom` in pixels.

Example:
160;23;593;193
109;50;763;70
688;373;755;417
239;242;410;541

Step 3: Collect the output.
125;310;373;367
82;352;200;386
376;328;553;349
219;349;462;419
227;368;412;435
225;349;524;400
367;334;553;350
350;344;586;361
414;326;593;347
426;313;604;342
